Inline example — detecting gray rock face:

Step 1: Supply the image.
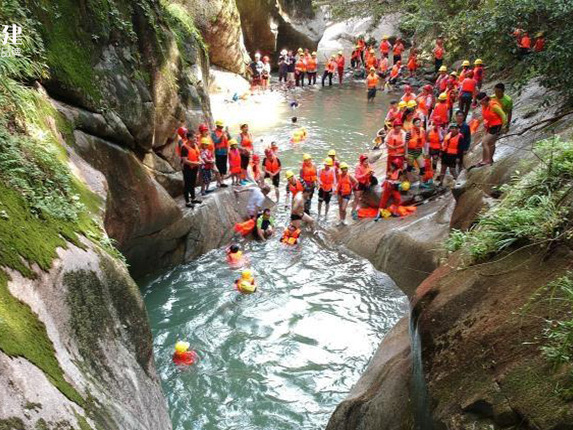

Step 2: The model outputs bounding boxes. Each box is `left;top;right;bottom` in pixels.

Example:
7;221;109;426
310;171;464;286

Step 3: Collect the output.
326;316;414;430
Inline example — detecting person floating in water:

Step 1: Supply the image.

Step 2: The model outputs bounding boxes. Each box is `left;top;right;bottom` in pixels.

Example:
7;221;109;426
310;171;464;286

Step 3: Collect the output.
226;244;247;268
280;223;301;245
172;341;198;367
235;269;257;294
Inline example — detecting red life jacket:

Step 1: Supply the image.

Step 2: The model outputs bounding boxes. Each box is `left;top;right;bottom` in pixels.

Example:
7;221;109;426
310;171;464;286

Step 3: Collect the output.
327;61;336;73
229;149;241;170
386;131;406;156
393;43;404;55
432;102;449;125
390;64;400;78
380;40;392;54
473;65;484;82
337;174;353;195
172;351;196;366
460;78;477;93
295;59;306;72
336;56;345;68
428;129;442;150
433;45;444;59
319;168;336;192
239;132;253;151
443;133;462;154
264;157;280;174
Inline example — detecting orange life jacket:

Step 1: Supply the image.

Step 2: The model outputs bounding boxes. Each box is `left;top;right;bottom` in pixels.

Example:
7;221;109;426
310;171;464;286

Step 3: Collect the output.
327;61;336;73
473;65;484;82
416;95;429;115
407;56;417;70
184;144;200;162
401;93;416;102
319;168;336;192
386;131;406;156
301;163;318;183
380;40;392;54
459;68;469;80
355;164;372;185
393;43;404;55
337;174;353;195
443;133;462;154
428;129;442;150
367;74;379;88
408;127;426;150
390;64;400;78
212;130;228;150
172;351;196;366
229;149;241;169
366;56;377;69
239;132;253;151
264;157;280;174
288;179;304;196
295;59;306;72
281;228;301;245
432;102;449;125
460;78;477;93
378;58;389;73
227;251;243;265
519;35;531;49
234;219;256;236
433;45;444;59
482;101;504;128
306;58;317;72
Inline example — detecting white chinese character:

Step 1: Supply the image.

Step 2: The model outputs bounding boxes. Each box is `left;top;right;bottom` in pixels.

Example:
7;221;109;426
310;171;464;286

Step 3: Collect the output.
13;47;21;57
2;24;23;46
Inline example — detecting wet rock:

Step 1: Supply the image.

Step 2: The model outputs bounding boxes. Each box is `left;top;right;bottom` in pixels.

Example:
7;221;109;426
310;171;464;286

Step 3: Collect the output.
326;316;413;430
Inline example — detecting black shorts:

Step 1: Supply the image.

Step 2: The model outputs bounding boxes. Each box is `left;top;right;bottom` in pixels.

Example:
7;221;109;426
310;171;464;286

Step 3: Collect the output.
442;153;458;167
488;125;502;135
291;214;303;221
367;88;377;99
357;182;371;191
260;219;272;230
430;148;442;158
318;189;332;204
265;173;280;187
216;153;227;175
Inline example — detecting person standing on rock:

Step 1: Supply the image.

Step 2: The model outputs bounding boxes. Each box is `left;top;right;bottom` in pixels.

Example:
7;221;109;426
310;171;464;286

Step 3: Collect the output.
379;35;392;59
475;92;507;167
439;123;462;184
262;148;281;202
455;110;471;172
336;162;357;225
286;50;296;88
180;130;202;208
322;55;336;87
491;83;513;132
306;52;318;85
392;38;405;65
336;51;345;84
352;154;376;220
278;49;289;84
433;37;445;74
212;120;229;186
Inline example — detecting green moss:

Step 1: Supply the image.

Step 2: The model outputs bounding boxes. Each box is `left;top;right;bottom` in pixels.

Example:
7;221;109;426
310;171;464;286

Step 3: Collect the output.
162;1;208;56
35;419;49;430
24;401;42;411
73;412;94;430
0;417;25;430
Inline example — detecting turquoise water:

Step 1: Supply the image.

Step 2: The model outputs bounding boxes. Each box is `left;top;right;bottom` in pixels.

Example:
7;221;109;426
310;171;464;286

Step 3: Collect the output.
140;82;406;430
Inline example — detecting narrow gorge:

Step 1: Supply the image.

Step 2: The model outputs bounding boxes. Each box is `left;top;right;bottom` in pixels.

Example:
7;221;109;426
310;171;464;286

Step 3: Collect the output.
1;1;572;430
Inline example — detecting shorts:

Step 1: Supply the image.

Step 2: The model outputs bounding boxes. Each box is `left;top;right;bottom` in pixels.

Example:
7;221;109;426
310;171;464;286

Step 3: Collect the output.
357;182;371;191
201;168;212;183
260;219;272;231
291;214;303;221
367;88;377;99
339;193;352;201
215;153;228;176
441;153;458;168
318;189;332;204
487;125;502;136
408;149;423;161
287;72;295;82
265;173;280;187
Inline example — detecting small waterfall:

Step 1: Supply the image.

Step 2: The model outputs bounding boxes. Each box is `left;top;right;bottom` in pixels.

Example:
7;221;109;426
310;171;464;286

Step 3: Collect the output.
410;307;434;430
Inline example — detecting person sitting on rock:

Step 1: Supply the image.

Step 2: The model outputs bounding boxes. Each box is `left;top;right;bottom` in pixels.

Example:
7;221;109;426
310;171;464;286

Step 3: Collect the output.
256;208;275;240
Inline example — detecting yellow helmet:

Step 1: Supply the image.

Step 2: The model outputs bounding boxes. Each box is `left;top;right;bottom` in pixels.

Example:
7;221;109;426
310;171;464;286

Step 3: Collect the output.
438;92;448;101
462;60;470;67
369;67;376;72
398;101;407;109
379;208;392;218
215;119;224;127
407;100;417;109
297;47;303;53
383;35;389;40
241;269;253;280
175;341;190;353
339;162;349;170
400;181;411;191
439;65;447;72
330;54;336;59
328;149;336;156
324;158;334;166
312;51;317;56
369;48;375;53
303;153;312;161
200;137;210;145
229;139;238;146
338;50;343;55
474;58;483;65
285;170;294;179
450;71;457;76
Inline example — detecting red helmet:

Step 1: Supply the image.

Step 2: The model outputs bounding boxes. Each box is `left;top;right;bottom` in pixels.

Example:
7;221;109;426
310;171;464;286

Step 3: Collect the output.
393;119;403;126
404;85;412;92
198;123;209;132
177;127;188;138
424;84;433;91
252;154;260;162
359;153;368;162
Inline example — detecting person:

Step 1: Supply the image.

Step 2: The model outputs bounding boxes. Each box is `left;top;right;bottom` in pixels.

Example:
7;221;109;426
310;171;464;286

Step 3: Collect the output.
251;154;262;185
455;110;471;171
476;92;507;166
280;223;301;245
459;60;470;80
227;244;246;267
431;93;449;129
234;184;270;218
365;48;377;70
270;141;279;155
379;35;392;58
517;31;531;59
352;154;375;219
180;130;202;207
351;45;361;69
491;83;513;131
336;162;357;225
249;53;264;91
435;65;448;93
401;85;416;103
295;53;306;87
433;37;445;73
291;187;314;228
416;85;434;124
534;32;545;52
378;55;389;79
407;47;418;77
286;50;296;88
262;148;281;201
198;123;214;151
212;120;229;185
385;100;400;128
327;149;340;178
228;140;241;185
366;67;379;101
261;56;271;90
278;49;289;83
235;269;257;294
377;158;405;216
427;122;444;171
238;123;254;152
336;51;345;84
473;59;484;89
318;158;336;218
392;38;405;64
458;70;477;119
256;208;275;240
199;138;215;195
406;117;426;176
387;60;401;86
385;119;407;170
300;153;318;213
322;55;336;87
307;52;318;85
172;341;197;366
176;126;187;157
439;123;462;184
285;170;303;207
357;37;366;64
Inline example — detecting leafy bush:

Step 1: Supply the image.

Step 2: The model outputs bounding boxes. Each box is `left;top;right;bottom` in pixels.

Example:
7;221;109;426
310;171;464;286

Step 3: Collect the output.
446;137;573;262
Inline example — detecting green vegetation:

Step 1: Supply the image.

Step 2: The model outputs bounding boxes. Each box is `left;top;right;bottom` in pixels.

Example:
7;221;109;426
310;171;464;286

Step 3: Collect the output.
162;1;208;56
446;137;573;263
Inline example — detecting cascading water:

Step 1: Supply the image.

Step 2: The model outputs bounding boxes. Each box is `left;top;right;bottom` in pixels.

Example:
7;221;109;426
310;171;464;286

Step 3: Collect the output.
410;309;434;430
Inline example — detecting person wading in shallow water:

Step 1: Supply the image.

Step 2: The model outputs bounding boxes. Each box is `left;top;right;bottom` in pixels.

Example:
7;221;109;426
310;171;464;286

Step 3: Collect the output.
290;187;314;229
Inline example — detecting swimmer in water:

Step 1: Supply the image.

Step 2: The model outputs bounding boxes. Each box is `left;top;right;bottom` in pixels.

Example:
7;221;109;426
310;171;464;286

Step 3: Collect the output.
226;244;246;267
234;269;257;294
172;341;197;367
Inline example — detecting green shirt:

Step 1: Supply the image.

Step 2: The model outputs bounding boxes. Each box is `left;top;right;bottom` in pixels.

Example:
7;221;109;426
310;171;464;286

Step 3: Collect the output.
492;94;513;115
257;216;275;229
